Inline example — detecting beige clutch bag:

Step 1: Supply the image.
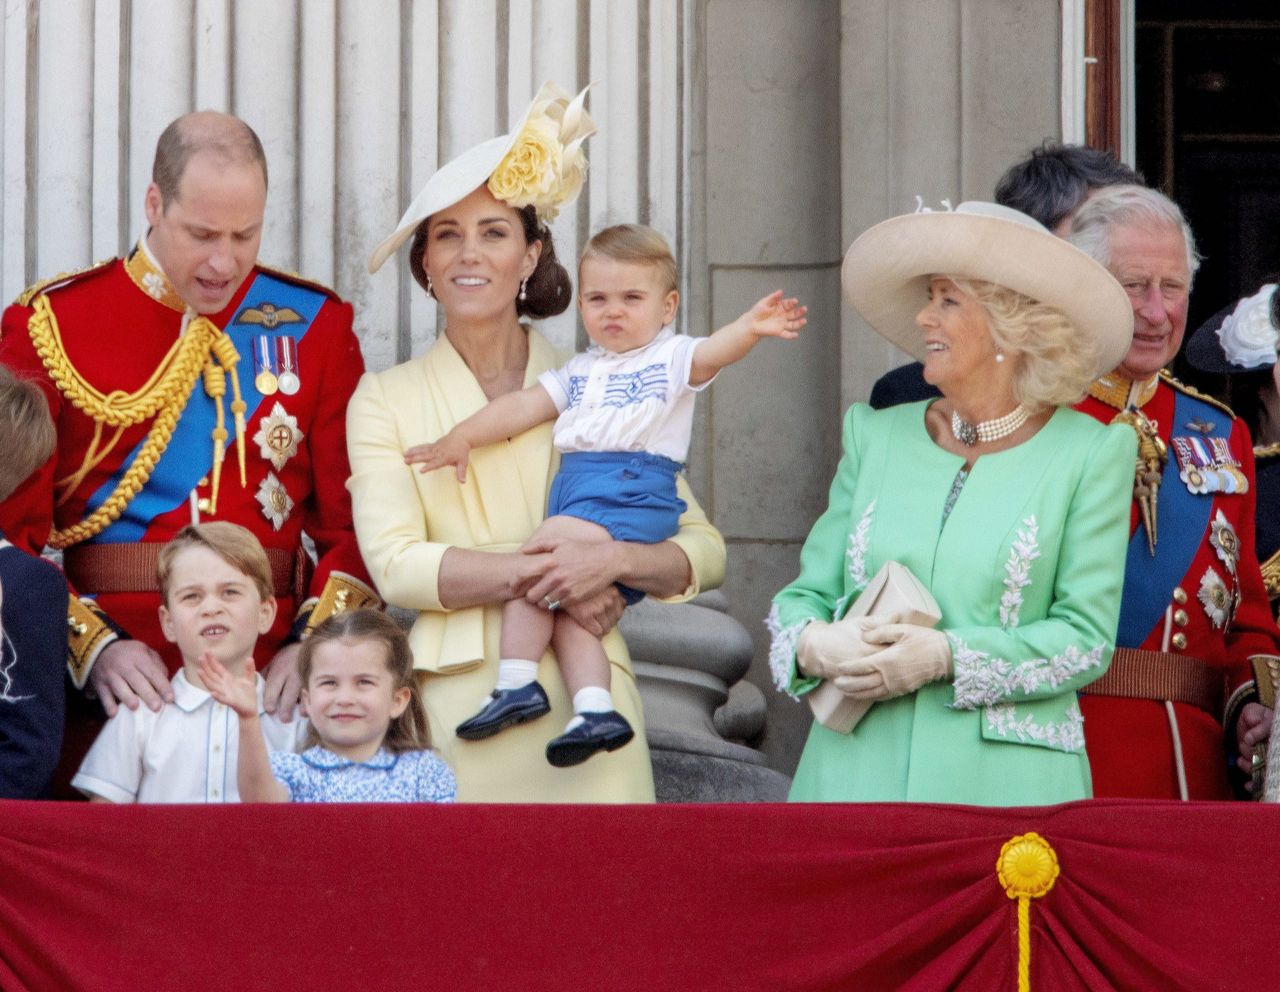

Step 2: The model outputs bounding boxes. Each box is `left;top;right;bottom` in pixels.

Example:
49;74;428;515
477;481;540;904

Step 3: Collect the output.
807;560;942;734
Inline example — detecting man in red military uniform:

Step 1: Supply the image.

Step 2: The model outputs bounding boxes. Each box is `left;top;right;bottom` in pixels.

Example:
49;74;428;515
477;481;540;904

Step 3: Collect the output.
1069;184;1278;799
0;112;377;778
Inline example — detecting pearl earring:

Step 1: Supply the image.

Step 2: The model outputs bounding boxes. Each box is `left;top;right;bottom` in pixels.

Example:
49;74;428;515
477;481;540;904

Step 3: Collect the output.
425;273;433;297
519;277;529;302
995;351;1006;363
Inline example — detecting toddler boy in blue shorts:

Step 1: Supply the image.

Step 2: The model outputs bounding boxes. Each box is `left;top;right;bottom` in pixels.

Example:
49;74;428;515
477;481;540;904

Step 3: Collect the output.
406;224;805;766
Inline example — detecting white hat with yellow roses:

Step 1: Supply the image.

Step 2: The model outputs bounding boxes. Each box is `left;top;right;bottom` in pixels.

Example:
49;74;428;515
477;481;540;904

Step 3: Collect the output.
367;82;595;274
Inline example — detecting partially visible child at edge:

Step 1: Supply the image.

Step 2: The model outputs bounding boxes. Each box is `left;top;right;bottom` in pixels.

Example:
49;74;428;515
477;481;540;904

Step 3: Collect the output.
0;366;66;799
405;224;805;768
72;523;305;803
200;609;456;803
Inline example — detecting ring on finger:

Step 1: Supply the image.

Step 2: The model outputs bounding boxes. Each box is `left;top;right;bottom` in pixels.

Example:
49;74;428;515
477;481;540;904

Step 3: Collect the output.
543;596;560;611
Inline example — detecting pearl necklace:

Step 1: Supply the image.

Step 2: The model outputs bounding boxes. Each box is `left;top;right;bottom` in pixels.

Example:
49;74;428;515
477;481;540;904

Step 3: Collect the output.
950;404;1029;446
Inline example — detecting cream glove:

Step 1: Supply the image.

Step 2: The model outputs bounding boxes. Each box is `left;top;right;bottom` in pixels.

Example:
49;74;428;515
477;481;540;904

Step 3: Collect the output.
831;623;952;701
795;613;903;681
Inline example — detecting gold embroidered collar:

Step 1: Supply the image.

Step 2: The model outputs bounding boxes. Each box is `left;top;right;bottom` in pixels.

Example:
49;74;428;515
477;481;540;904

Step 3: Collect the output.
1087;373;1160;411
124;237;187;313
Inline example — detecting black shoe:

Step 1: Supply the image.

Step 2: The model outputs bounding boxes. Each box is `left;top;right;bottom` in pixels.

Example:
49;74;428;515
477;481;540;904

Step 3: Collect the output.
456;682;551;741
545;710;634;768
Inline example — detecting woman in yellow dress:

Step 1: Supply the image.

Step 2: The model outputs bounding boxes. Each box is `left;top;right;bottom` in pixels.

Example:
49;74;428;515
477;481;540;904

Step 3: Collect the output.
347;85;725;801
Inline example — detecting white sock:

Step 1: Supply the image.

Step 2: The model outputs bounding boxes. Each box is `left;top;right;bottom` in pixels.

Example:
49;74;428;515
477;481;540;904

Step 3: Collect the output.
494;659;538;691
564;686;614;731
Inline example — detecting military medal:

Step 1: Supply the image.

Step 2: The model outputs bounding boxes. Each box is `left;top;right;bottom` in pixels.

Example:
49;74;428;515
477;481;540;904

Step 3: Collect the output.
1172;436;1248;496
277;336;301;395
253;402;305;471
253;335;279;395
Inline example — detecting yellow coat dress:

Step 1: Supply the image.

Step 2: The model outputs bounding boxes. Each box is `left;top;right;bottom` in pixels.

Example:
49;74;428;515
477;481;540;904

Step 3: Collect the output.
346;328;726;802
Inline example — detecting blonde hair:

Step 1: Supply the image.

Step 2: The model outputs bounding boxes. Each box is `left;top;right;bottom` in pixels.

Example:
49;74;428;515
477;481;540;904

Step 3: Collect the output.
950;277;1101;410
0;367;56;502
157;523;274;604
298;610;432;754
580;224;678;294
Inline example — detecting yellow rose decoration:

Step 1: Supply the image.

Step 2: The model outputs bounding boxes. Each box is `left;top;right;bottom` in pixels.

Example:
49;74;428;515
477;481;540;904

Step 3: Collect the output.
488;83;596;222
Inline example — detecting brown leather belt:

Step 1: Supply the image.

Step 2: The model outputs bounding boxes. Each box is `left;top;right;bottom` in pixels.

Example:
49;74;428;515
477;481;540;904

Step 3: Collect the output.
64;542;298;598
1080;647;1224;716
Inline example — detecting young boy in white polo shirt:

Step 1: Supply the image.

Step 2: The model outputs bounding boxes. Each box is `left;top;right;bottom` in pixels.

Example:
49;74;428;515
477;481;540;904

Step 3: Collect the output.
73;523;304;802
405;224;805;767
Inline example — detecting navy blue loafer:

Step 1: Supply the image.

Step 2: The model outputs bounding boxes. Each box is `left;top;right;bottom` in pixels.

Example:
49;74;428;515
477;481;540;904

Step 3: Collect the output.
545;710;634;768
456;682;551;741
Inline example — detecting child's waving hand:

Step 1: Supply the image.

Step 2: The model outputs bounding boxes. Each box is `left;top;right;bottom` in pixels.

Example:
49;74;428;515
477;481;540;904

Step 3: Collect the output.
744;289;808;340
196;652;259;719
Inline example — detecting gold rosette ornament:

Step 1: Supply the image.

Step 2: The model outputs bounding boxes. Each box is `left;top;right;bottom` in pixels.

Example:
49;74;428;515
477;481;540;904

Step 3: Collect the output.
997;832;1060;992
488;84;595;221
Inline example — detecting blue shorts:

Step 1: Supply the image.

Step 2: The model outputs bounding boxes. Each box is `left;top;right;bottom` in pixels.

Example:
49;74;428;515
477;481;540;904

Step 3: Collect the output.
547;451;687;604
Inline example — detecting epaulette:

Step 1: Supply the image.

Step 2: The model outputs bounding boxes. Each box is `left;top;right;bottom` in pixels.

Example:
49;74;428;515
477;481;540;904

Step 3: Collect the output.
1159;370;1236;419
13;258;115;308
255;262;343;302
1254;442;1280;461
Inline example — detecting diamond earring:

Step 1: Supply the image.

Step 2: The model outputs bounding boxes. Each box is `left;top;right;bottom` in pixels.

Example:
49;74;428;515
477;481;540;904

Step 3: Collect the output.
519;277;529;303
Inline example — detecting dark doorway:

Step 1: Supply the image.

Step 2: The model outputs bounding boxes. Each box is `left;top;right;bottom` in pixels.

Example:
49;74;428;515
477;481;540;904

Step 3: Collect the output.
1135;2;1280;346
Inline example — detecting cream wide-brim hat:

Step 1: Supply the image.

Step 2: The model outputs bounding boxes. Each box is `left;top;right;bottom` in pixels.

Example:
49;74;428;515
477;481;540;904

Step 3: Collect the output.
367;82;593;274
841;201;1133;380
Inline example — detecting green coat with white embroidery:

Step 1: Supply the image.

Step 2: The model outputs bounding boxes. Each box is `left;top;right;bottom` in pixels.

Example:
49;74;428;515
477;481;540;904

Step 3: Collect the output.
770;401;1137;804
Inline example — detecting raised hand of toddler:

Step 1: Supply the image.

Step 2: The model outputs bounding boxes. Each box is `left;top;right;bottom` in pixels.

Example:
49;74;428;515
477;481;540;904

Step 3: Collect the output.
404;430;472;482
741;289;807;340
196;652;259;719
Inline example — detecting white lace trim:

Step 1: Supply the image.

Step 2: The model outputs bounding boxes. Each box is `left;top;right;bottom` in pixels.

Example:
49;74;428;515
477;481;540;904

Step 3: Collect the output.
765;603;810;697
845;500;876;587
984;700;1086;753
949;634;1105;709
998;516;1040;629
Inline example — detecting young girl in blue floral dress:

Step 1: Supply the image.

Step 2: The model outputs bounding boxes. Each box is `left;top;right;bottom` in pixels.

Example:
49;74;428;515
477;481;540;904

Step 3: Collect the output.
200;609;455;802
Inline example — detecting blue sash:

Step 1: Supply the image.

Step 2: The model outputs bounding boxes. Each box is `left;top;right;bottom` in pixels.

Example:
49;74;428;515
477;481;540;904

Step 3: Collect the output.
1116;389;1227;646
86;272;326;543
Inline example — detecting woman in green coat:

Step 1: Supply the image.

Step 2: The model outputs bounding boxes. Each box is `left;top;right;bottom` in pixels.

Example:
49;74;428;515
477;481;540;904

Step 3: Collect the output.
770;202;1137;805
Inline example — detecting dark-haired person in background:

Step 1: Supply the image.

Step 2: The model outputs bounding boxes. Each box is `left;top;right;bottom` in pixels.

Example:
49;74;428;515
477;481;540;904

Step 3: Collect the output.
868;142;1142;410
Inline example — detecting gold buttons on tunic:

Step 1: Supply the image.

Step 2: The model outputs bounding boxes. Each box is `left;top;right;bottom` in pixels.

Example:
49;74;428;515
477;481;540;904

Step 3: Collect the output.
1173;609;1189;627
1172;633;1188;650
1173;586;1188;604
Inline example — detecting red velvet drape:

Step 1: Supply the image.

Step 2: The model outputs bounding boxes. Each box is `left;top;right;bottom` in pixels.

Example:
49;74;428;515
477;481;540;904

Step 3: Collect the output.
0;799;1272;991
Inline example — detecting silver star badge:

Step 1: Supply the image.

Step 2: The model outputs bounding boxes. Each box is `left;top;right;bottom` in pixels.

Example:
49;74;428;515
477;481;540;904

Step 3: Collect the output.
1198;567;1231;630
1209;510;1239;576
253;402;304;471
255;472;294;531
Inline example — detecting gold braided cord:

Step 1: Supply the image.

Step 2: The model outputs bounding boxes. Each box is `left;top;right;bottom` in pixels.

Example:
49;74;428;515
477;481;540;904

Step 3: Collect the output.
29;297;247;549
30;294;205;427
54;421;126;506
47;378;191;549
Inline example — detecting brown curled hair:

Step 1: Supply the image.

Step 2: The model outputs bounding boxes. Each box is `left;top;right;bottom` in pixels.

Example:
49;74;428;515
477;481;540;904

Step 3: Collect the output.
0;365;56;502
408;203;573;320
298;609;432;754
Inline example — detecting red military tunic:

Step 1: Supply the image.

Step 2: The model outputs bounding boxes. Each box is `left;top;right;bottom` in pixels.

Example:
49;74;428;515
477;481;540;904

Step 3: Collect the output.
0;242;378;686
1075;372;1280;799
